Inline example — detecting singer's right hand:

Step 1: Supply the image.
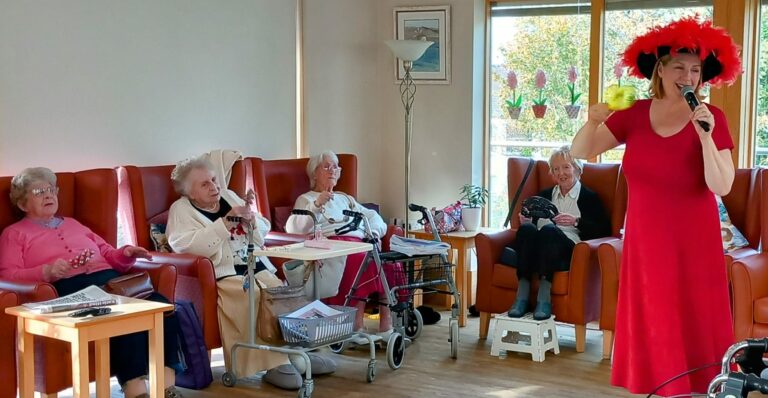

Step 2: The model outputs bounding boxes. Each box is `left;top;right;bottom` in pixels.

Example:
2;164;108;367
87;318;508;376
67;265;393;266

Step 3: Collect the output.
587;103;612;124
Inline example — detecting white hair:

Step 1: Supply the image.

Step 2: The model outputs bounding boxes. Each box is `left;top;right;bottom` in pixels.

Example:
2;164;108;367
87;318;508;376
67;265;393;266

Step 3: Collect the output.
10;167;57;209
171;156;215;196
548;145;583;176
306;150;339;189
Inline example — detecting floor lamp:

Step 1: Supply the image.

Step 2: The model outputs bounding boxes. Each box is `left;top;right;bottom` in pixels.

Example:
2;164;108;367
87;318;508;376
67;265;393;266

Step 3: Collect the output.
385;39;433;235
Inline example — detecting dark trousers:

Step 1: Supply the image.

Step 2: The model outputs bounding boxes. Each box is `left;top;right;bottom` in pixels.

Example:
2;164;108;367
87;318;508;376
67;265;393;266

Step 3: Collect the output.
514;223;575;282
53;269;181;385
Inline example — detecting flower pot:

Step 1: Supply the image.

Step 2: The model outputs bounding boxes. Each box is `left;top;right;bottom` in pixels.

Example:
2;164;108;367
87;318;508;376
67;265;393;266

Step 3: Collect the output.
532;105;547;118
565;105;581;119
461;207;482;231
506;106;522;120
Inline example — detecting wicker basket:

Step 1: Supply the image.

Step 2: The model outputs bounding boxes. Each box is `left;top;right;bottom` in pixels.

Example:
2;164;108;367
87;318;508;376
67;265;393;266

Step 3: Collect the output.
278;305;357;348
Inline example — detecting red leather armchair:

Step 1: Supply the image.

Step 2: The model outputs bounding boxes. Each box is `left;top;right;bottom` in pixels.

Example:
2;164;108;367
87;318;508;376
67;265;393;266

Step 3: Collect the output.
727;169;768;341
0;289;18;398
0;168;177;396
475;157;627;353
122;161;246;351
600;167;761;357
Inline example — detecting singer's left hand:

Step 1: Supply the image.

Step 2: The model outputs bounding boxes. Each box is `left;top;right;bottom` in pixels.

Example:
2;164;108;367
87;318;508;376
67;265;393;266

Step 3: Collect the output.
691;104;715;138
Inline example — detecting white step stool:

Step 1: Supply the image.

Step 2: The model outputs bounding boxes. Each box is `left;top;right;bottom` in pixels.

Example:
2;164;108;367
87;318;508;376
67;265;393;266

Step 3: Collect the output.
490;313;559;362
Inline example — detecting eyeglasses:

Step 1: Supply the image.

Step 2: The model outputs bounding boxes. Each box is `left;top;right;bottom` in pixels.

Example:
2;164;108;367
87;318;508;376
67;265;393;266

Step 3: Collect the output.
30;186;59;197
321;165;342;173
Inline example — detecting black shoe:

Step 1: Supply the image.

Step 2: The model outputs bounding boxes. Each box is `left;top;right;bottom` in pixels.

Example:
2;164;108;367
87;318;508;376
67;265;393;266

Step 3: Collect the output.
533;302;552;320
507;299;528;318
468;304;480;317
416;305;441;325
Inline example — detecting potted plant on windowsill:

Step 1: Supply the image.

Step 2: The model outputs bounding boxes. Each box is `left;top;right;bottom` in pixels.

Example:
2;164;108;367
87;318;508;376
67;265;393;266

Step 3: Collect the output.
505;70;523;119
459;183;489;232
532;69;548;118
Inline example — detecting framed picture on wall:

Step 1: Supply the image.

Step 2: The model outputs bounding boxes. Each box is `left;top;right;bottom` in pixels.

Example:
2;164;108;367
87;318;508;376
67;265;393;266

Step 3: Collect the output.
393;5;451;85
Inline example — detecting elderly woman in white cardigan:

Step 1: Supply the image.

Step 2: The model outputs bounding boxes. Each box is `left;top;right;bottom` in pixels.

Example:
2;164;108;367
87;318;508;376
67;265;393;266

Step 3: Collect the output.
285;150;393;338
166;156;335;390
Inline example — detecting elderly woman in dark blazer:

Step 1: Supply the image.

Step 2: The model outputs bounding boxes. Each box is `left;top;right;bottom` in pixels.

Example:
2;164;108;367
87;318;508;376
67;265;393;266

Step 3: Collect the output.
506;146;611;320
0;167;183;398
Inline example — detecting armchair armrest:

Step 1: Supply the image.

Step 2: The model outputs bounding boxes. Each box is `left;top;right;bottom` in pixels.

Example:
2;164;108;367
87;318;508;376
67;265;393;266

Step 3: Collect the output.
382;225;404;252
732;253;768;340
0;279;57;303
565;237;618;324
597;239;623;331
476;229;517;287
130;262;178;303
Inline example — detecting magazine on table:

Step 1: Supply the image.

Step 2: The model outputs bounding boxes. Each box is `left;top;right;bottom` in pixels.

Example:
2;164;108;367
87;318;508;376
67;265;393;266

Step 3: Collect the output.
389;235;450;256
22;285;116;314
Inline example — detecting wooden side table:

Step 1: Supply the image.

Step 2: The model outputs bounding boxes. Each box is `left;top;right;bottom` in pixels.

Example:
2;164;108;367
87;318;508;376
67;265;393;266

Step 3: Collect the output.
410;227;500;327
7;296;173;398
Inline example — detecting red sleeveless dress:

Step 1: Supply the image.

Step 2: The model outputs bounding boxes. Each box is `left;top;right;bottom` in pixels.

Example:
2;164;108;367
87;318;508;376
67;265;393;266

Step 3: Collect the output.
605;99;734;396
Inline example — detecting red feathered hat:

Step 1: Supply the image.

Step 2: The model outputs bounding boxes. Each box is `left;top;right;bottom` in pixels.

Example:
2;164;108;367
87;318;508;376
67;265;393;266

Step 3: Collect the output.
621;16;742;87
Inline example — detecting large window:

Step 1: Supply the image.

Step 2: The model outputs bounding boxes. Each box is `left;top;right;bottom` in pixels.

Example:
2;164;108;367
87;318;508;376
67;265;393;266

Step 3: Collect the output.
754;1;768;165
488;2;591;227
487;1;713;227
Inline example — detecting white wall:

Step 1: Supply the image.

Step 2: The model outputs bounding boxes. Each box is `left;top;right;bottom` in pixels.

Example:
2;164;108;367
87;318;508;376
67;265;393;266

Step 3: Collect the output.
302;0;383;204
0;0;297;174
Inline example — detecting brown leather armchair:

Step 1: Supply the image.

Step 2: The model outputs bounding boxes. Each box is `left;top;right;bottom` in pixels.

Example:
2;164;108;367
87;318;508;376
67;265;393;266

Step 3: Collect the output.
475;157;627;352
0;168;177;396
0;289;18;398
728;169;768;341
249;154;402;256
122;161;246;351
600;167;761;356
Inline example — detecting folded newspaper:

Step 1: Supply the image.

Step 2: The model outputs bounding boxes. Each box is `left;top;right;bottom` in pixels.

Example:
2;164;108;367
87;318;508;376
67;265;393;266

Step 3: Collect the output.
284;300;342;319
389;235;450;256
23;285;116;314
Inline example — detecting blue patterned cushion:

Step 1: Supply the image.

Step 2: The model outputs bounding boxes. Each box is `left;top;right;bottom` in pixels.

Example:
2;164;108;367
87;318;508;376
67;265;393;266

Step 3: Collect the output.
716;195;749;253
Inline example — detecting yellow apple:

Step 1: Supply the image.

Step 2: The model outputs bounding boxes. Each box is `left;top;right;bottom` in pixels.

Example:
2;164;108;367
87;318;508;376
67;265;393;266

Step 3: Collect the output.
605;84;638;111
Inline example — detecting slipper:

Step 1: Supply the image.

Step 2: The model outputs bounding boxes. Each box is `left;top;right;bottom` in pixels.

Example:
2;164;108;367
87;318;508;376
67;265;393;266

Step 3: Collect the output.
263;364;302;390
468;304;480;317
416;305;441;325
289;353;337;375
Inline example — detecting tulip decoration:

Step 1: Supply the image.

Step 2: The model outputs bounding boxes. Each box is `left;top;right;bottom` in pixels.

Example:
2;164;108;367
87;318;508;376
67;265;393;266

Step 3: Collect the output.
564;66;582;119
532;69;548;118
505;70;523;119
605;60;637;111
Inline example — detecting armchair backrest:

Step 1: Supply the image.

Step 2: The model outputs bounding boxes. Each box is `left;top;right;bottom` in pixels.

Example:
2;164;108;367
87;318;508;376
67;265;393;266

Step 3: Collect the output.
249;154;358;225
0;169;118;245
506;157;626;237
124;161;246;250
723;168;762;250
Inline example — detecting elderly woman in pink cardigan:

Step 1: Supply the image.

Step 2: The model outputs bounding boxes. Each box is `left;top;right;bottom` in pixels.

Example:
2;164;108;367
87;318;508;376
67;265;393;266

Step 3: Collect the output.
0;167;183;398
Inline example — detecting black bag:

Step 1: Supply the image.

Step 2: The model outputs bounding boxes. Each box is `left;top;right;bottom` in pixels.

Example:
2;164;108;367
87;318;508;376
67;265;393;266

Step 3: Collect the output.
175;300;213;389
500;247;518;267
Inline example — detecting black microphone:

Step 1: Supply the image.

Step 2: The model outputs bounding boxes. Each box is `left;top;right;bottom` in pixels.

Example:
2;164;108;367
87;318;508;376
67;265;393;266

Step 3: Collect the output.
680;85;710;132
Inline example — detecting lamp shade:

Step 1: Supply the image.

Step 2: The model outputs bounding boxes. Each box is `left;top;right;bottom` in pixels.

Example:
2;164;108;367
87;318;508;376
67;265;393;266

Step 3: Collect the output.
385;39;433;62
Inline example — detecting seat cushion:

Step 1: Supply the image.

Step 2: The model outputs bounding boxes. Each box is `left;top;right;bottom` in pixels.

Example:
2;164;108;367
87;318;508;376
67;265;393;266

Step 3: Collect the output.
716;195;749;253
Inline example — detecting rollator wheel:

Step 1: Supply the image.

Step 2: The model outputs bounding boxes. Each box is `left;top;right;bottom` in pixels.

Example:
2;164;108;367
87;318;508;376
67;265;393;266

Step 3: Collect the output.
222;371;236;387
330;340;347;354
366;361;376;383
404;308;424;340
387;332;405;370
449;320;459;359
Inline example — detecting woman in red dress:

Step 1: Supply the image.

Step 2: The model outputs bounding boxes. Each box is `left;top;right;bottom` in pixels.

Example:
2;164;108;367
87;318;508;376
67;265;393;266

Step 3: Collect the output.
571;17;741;396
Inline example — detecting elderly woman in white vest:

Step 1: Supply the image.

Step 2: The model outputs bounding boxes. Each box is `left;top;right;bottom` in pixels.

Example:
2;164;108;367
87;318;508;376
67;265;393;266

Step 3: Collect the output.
166;156;335;390
285;150;393;338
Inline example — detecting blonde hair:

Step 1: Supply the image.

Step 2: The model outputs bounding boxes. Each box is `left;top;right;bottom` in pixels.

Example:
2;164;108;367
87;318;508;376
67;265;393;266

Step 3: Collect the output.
548;145;583;176
649;54;703;99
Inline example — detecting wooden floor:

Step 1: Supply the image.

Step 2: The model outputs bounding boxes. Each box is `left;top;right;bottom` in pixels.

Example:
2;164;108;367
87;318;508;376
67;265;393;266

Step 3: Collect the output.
55;312;646;398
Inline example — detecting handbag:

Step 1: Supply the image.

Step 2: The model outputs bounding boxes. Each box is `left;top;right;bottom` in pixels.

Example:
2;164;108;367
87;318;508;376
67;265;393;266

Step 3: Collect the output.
283;257;346;300
103;271;154;299
423;201;464;234
256;281;310;345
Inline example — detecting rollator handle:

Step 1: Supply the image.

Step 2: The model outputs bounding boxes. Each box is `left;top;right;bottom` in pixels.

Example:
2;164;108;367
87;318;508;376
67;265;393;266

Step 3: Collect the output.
291;209;317;223
408;203;427;212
